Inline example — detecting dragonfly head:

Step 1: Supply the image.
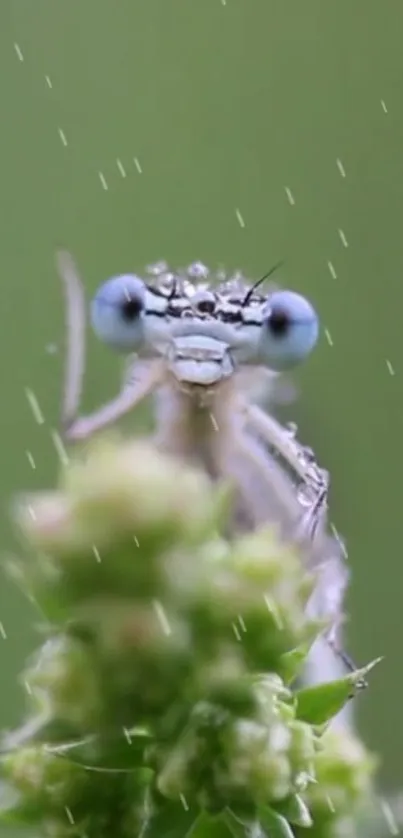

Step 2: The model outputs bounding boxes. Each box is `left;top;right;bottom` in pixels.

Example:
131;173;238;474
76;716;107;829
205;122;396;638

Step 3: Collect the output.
90;263;320;386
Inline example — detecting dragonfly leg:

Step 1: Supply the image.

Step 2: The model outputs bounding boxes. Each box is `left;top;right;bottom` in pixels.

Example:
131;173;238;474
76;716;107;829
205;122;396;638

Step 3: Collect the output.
56;250;164;442
228;418;358;703
242;401;328;490
62;365;164;442
56;251;87;428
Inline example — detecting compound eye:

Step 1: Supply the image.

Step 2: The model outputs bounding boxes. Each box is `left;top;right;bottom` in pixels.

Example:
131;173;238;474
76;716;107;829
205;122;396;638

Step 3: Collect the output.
259;290;319;370
90;275;146;351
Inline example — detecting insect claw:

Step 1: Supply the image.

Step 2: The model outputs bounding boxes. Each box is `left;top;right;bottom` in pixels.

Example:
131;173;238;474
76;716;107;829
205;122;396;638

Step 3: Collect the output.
325;631;360;678
60;417;79;443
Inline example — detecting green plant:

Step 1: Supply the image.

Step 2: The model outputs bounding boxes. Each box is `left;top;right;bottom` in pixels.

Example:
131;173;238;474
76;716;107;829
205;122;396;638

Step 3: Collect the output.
0;436;378;838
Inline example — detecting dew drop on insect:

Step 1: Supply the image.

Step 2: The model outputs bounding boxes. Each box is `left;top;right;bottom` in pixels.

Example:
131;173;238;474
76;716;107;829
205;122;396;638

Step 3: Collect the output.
301;446;317;464
286;422;298;438
187;262;209;279
146;261;169;276
216;268;227;282
297;484;317;507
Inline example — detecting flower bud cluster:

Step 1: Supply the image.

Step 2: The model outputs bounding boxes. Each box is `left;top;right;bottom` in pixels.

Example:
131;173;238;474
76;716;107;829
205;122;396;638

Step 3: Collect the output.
0;437;376;838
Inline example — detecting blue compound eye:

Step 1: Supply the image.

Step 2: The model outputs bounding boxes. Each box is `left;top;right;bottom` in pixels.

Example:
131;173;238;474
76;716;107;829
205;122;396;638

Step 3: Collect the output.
90;275;146;351
259;290;319;370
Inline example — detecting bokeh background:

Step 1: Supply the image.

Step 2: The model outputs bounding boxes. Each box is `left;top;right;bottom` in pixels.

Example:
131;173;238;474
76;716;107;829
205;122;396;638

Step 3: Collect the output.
0;0;402;822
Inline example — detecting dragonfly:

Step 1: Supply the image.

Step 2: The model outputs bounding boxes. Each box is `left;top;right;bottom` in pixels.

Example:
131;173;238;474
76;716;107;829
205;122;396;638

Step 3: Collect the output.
56;252;353;718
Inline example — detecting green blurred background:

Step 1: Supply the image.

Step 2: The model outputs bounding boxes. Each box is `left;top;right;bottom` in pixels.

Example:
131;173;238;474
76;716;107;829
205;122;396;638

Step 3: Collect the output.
0;0;402;810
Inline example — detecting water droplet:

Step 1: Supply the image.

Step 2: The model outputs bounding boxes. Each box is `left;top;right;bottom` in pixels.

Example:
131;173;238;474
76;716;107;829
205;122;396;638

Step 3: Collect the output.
187;261;209;279
297;484;317;507
146;261;168;276
301;446;317;463
216;268;227;283
159;271;175;285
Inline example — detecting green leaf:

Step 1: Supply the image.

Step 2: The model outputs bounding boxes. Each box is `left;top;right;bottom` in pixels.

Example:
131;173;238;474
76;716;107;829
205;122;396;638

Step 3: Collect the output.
0;780;44;827
273;794;312;827
192;814;240;838
46;727;152;770
278;645;310;685
0;782;24;820
0;715;83;754
258;807;295;838
223;808;265;838
140;799;201;838
295;659;382;725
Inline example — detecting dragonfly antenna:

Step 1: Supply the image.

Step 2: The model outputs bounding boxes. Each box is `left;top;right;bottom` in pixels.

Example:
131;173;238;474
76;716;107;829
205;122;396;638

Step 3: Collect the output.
242;260;284;307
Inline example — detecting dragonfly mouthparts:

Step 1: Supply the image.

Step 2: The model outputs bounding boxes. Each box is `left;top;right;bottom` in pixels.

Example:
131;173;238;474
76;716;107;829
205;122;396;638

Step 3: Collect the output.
168;334;235;385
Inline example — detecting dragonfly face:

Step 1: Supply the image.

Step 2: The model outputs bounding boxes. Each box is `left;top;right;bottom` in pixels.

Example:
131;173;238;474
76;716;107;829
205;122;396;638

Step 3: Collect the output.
89;266;320;391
